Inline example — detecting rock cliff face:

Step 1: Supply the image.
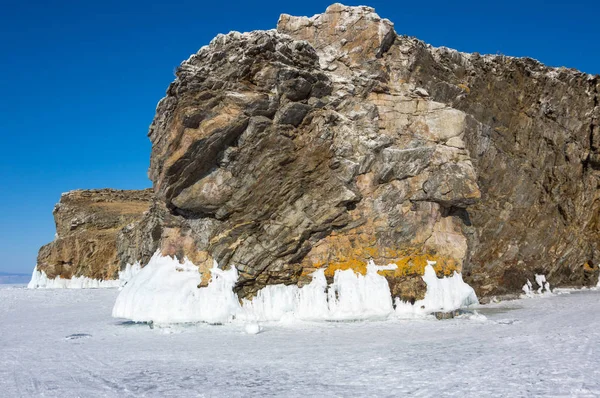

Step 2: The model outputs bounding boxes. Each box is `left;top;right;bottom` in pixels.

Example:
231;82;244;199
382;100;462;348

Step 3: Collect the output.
407;42;600;296
36;189;153;280
38;4;600;300
142;11;482;300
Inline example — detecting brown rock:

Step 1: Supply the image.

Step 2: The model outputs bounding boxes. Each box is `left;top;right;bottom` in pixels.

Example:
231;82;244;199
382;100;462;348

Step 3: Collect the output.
142;8;482;298
39;4;600;300
135;4;600;298
36;189;153;280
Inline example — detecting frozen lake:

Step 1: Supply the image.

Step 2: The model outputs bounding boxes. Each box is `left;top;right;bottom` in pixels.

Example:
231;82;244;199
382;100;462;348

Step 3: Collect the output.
1;285;599;397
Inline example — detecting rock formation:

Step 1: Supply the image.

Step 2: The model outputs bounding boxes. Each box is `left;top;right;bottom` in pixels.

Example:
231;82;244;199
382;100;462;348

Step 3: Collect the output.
36;4;600;300
36;189;152;280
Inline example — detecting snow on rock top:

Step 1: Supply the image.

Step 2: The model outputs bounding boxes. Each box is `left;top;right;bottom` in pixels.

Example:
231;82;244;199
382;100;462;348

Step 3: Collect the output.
112;254;478;325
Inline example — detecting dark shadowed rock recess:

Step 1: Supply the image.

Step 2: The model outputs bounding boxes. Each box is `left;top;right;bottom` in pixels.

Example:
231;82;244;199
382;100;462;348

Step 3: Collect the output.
37;4;600;300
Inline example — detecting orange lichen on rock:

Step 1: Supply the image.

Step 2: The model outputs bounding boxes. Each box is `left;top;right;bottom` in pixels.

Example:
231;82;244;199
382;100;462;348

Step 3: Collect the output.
584;262;596;273
457;83;470;93
322;250;461;279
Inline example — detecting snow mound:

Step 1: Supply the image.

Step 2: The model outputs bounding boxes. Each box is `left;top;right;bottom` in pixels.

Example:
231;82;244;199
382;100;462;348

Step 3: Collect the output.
27;261;143;289
112;254;479;324
395;261;479;317
112;252;239;324
244;323;262;334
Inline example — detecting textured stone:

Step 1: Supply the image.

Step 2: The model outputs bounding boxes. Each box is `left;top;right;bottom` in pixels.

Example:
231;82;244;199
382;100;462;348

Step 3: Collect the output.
40;4;600;301
36;189;153;280
141;5;483;299
133;3;600;300
401;36;600;297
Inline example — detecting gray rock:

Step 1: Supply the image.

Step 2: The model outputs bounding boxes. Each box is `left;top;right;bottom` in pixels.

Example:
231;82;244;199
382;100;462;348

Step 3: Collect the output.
275;102;312;126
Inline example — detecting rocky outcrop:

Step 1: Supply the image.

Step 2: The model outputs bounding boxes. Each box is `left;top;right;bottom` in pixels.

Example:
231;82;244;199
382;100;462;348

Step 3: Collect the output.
36;189;153;280
139;5;482;300
127;3;600;300
39;4;600;300
403;42;600;296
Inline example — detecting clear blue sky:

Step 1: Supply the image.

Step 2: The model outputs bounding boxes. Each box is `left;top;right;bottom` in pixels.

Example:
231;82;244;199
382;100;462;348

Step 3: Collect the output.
1;0;598;274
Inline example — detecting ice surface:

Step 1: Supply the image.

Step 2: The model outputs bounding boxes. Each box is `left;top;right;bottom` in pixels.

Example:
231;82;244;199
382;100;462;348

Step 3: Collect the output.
2;285;600;396
27;261;142;289
113;255;477;324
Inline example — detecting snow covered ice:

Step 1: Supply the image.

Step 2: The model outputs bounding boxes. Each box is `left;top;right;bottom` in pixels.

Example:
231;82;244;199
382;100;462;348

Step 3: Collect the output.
2;284;600;396
113;254;478;324
9;254;600;396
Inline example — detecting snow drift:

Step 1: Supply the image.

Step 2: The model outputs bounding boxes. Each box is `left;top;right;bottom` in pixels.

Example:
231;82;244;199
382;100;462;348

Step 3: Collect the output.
27;262;141;289
112;253;478;324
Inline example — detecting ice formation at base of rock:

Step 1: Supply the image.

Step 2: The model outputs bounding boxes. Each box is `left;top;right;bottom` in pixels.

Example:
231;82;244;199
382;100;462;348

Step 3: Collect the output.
112;252;240;324
27;262;142;289
27;268;120;289
112;254;479;324
522;274;552;297
239;262;399;322
394;261;479;317
118;262;142;287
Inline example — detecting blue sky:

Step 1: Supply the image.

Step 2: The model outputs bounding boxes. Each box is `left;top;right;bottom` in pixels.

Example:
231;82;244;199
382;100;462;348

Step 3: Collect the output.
1;0;598;274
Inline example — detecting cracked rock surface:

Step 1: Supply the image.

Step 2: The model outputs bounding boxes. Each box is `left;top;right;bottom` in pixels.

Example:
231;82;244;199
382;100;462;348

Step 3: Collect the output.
38;4;600;300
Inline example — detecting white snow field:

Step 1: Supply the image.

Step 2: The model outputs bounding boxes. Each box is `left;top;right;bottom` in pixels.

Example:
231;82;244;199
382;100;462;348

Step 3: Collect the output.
1;285;600;397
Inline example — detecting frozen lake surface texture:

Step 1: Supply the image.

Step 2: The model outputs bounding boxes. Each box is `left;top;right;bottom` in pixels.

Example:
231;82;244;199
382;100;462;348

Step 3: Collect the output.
1;285;599;397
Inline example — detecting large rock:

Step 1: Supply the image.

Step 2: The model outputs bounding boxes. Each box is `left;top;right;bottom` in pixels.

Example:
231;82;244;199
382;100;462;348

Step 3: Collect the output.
140;5;482;299
42;4;600;300
400;31;600;297
140;4;599;299
36;189;153;280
